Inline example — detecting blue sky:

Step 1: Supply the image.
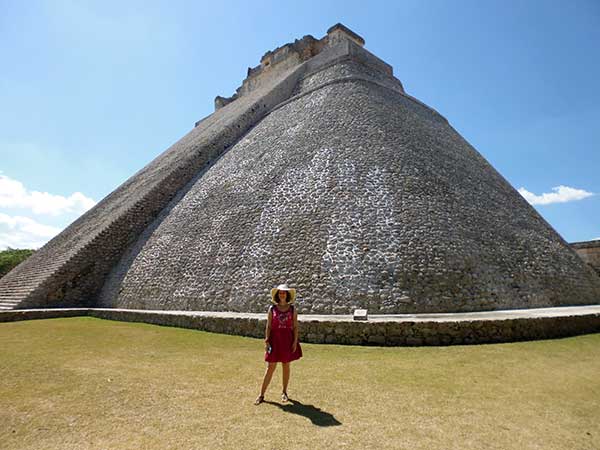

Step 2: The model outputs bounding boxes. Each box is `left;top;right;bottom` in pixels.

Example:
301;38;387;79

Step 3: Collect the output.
1;0;599;249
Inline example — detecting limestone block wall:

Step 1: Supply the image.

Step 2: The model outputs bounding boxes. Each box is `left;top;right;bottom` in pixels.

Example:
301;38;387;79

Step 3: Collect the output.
1;308;600;347
571;241;600;275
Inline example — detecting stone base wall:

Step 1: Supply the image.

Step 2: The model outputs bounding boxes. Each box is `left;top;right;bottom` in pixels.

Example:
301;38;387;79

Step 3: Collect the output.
2;308;599;347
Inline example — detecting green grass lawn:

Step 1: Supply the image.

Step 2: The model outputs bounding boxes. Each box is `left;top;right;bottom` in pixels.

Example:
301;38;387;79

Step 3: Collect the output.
1;317;599;450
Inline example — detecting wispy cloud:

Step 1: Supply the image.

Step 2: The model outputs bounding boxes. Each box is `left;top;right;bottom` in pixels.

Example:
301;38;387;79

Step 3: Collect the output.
0;213;61;250
0;174;96;216
518;185;594;205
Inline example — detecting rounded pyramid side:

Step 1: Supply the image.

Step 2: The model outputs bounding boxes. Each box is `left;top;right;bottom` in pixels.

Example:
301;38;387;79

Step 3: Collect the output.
102;58;600;313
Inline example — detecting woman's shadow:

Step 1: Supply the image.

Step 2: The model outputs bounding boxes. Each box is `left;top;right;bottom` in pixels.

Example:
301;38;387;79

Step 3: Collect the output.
264;399;341;427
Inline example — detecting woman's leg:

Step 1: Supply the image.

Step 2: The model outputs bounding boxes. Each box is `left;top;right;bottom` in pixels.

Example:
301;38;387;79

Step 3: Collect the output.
282;362;290;394
259;362;277;396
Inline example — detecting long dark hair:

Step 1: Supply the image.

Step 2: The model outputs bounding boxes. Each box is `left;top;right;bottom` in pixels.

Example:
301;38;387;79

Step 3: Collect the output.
274;290;289;303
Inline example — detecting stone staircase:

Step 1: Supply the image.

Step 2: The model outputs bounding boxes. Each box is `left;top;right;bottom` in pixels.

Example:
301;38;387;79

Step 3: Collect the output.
0;254;72;310
0;283;30;309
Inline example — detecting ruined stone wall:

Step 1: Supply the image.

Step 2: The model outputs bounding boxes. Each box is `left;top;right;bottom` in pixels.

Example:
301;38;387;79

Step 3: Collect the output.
213;24;382;110
571;241;600;275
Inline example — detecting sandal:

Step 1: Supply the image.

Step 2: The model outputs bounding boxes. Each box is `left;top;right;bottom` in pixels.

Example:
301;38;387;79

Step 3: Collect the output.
254;395;264;405
281;392;289;403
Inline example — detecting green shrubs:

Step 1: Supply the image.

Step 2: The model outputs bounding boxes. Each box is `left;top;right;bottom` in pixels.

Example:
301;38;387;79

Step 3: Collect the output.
0;248;35;278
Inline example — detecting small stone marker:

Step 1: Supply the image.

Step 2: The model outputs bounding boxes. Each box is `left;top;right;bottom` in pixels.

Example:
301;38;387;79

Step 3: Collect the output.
353;309;368;321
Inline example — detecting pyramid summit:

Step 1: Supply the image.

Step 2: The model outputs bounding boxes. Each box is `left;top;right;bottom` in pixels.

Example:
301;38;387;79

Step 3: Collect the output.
1;24;599;315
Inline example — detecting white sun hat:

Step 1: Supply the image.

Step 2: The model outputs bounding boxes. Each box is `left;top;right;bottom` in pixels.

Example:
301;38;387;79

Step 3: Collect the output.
270;283;297;304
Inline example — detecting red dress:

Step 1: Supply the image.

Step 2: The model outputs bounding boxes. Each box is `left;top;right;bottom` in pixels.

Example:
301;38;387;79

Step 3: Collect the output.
265;305;303;363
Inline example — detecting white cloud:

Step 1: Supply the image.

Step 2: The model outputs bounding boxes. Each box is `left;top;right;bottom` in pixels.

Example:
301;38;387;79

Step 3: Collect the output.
518;185;594;205
0;174;96;216
0;213;62;250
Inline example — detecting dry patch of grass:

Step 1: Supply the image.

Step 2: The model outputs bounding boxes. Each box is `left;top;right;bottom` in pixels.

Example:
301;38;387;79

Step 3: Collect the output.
1;317;599;449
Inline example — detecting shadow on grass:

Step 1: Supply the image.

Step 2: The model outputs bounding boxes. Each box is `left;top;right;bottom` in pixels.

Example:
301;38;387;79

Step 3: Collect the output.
264;399;342;427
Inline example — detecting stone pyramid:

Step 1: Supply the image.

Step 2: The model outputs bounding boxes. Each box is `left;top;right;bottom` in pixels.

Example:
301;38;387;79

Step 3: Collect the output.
1;24;599;314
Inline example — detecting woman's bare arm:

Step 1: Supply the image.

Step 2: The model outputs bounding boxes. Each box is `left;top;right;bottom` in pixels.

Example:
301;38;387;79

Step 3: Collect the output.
265;308;273;349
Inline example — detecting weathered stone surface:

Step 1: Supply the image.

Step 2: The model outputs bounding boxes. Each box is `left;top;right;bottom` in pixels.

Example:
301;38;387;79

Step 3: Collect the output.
571;240;600;276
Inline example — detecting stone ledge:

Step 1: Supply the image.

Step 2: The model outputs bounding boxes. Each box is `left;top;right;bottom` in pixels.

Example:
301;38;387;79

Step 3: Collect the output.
0;308;89;323
1;306;599;346
571;240;600;249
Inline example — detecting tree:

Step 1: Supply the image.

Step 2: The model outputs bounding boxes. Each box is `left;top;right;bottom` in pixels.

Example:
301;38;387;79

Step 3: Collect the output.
0;248;36;279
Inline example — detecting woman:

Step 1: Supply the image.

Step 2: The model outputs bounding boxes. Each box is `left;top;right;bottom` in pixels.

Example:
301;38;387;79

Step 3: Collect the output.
254;283;302;405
